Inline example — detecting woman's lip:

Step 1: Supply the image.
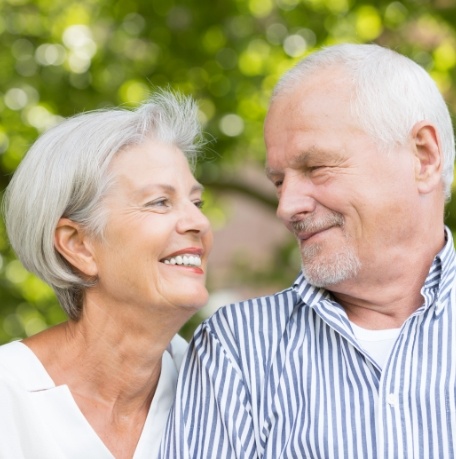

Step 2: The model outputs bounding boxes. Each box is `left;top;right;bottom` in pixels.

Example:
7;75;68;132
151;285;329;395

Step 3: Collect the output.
161;263;205;275
161;247;204;259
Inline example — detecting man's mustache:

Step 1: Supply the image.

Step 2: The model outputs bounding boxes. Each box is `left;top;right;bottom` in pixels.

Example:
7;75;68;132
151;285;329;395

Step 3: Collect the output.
291;212;344;235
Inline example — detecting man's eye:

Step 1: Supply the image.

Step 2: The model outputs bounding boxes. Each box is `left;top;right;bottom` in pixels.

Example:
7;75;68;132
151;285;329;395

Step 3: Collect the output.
274;180;283;189
308;165;324;172
194;200;205;209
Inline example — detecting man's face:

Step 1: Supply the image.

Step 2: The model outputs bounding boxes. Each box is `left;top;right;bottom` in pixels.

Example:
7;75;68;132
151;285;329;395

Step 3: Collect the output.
264;70;419;290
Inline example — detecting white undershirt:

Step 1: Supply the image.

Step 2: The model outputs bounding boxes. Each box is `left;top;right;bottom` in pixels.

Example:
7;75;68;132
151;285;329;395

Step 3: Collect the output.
350;321;401;369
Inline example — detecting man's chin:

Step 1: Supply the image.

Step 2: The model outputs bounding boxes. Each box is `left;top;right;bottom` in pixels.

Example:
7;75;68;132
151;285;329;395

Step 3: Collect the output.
301;253;361;288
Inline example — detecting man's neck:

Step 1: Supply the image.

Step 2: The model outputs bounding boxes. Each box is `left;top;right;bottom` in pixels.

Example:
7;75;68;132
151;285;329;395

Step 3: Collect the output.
329;228;446;329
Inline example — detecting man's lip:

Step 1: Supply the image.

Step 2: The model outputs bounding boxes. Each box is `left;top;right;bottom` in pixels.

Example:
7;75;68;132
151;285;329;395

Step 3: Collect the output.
298;231;318;241
296;227;330;241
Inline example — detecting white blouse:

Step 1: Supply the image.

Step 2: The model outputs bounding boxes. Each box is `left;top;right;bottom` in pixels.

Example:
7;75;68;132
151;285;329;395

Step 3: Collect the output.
0;336;187;459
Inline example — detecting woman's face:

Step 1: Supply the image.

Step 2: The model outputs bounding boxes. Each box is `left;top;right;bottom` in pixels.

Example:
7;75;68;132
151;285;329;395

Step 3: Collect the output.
88;138;213;315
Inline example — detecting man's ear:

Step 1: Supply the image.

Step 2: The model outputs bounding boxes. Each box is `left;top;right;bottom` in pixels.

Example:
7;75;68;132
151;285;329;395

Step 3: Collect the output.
54;218;98;277
412;121;443;194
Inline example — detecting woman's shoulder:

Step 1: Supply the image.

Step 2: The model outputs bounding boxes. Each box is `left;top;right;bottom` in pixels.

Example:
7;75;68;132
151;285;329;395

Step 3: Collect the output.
0;340;54;389
0;342;38;410
0;341;28;374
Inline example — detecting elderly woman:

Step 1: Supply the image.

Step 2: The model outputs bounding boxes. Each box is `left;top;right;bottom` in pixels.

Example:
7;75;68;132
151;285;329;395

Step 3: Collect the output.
0;90;212;458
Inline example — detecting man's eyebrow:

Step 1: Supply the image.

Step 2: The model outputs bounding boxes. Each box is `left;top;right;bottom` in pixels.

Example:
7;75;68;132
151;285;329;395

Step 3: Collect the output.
265;166;279;179
290;150;322;168
265;150;315;178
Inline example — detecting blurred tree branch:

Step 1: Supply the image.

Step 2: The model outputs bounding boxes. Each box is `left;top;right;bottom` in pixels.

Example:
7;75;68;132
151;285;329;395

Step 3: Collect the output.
203;178;277;209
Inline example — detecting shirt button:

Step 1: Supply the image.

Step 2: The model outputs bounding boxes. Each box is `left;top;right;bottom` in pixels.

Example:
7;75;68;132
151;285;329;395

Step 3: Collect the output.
386;393;396;406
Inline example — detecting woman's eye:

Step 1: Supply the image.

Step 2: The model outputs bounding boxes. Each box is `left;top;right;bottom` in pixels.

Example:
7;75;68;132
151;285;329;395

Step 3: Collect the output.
147;198;169;208
194;200;204;209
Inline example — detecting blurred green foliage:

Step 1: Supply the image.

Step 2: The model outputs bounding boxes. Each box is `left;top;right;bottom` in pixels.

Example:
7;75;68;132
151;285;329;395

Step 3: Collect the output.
1;0;456;342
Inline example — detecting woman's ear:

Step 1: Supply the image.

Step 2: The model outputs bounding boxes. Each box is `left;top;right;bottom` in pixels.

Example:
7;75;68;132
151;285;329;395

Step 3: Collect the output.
412;121;443;194
54;218;98;277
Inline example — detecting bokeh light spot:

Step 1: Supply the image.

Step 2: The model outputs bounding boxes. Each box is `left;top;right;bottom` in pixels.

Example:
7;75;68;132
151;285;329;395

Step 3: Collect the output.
4;88;28;110
35;43;66;66
283;34;308;58
5;260;28;284
118;80;150;105
219;114;245;137
355;6;383;41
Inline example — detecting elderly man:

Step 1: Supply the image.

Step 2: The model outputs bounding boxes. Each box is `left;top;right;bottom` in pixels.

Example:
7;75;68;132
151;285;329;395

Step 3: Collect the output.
160;44;456;458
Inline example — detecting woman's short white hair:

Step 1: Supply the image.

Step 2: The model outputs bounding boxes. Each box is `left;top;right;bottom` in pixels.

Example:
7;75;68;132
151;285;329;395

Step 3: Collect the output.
273;43;455;200
3;89;203;320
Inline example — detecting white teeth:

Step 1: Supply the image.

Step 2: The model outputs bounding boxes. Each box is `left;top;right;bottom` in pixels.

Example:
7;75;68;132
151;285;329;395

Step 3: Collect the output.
163;254;202;267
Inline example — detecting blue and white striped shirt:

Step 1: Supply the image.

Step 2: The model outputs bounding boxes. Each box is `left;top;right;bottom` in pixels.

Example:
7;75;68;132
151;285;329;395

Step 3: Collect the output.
160;229;456;458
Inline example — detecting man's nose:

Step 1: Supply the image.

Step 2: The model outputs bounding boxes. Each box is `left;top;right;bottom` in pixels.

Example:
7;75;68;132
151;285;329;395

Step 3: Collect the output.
276;175;316;223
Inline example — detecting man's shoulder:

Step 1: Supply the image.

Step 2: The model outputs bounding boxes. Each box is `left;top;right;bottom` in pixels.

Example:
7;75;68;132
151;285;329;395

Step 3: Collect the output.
188;286;300;370
201;284;300;339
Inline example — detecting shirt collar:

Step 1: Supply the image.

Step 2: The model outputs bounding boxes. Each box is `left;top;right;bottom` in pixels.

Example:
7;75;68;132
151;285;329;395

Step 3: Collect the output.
424;226;456;314
292;273;331;308
292;226;456;315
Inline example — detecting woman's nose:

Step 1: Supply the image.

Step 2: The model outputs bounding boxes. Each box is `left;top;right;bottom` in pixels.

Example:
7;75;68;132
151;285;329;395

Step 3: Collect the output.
177;201;212;236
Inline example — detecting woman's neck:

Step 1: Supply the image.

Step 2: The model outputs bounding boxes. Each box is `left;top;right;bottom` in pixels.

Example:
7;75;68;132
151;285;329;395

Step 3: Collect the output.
22;297;190;459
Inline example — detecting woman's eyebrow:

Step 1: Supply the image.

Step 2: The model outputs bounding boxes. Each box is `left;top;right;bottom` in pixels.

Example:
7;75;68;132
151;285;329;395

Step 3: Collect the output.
191;183;205;194
133;183;204;198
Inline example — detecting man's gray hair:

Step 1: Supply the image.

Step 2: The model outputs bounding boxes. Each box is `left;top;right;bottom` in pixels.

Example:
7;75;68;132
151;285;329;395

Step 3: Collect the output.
3;90;203;320
273;43;455;200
